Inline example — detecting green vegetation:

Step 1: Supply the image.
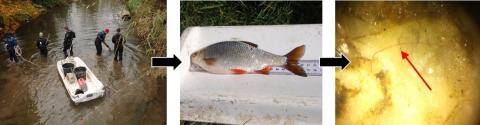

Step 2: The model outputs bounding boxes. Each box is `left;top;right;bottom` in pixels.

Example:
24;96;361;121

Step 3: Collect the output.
32;0;66;8
125;0;166;79
127;0;166;57
181;1;322;32
127;0;143;12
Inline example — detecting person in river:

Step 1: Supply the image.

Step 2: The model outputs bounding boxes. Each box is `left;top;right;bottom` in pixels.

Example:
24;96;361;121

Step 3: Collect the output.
4;32;18;62
36;32;48;56
2;32;9;52
112;28;125;61
63;26;76;58
95;28;111;56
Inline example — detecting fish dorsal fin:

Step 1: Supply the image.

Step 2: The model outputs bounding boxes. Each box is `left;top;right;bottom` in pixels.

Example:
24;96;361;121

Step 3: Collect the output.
239;41;258;48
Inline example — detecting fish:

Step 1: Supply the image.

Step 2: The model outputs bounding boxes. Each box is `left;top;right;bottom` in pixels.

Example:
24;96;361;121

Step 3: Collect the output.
190;41;307;77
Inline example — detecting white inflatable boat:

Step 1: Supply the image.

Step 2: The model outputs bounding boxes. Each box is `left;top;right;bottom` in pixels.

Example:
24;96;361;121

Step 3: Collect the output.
57;57;105;104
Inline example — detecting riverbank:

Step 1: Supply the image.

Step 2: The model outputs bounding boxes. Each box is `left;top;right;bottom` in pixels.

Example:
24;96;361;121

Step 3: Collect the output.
126;0;166;57
125;1;167;123
0;0;69;38
121;1;169;113
0;1;42;37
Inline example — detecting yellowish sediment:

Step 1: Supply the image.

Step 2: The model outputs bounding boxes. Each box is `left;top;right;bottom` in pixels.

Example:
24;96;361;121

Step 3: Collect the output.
336;2;480;125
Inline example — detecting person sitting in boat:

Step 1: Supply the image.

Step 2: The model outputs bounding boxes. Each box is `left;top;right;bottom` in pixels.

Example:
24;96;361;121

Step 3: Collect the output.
4;32;18;62
63;26;76;58
36;32;48;56
112;28;125;61
94;28;111;56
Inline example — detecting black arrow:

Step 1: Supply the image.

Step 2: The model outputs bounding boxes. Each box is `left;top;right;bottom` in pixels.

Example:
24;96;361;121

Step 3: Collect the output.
151;55;182;70
319;54;350;70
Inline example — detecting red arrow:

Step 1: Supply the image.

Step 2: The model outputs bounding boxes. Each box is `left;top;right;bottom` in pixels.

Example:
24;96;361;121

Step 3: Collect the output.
401;51;432;91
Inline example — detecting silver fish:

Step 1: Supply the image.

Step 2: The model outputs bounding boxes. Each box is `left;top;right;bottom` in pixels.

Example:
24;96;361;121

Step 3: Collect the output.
191;41;307;77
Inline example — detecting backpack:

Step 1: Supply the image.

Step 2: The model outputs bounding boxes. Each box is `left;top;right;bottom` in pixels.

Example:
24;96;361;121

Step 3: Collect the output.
38;38;47;48
6;36;16;49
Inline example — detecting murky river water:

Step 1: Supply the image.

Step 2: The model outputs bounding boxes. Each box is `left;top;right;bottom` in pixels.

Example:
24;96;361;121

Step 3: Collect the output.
0;0;165;124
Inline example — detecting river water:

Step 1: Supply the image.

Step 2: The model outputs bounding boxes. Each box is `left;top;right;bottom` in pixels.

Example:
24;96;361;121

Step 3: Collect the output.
0;0;166;124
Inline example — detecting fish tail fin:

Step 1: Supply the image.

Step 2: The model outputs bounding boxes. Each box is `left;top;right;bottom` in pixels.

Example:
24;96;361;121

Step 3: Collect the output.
284;45;307;77
285;45;305;61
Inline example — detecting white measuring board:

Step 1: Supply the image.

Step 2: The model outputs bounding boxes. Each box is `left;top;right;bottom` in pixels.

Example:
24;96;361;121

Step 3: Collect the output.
180;24;322;125
270;60;322;76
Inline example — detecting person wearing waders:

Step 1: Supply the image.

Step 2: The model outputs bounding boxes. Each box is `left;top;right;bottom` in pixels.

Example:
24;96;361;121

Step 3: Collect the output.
4;32;18;62
36;32;48;56
2;32;10;52
95;28;110;56
63;26;76;58
112;28;125;61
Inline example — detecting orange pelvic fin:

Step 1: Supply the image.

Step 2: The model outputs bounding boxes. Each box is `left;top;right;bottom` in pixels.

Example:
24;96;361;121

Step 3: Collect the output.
231;68;248;74
255;66;272;75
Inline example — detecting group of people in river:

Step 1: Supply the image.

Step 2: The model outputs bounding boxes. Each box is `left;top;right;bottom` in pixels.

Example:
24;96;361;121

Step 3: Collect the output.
2;26;126;63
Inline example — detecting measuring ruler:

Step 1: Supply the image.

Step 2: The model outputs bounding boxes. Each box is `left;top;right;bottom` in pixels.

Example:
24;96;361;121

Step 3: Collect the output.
270;60;321;76
190;60;322;76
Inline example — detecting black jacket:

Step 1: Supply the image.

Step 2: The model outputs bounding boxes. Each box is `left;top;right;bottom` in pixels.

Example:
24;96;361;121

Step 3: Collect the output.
37;37;48;49
64;30;76;44
112;33;124;47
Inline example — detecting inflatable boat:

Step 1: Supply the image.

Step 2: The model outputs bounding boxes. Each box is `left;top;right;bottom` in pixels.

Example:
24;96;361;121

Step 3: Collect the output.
57;57;105;104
